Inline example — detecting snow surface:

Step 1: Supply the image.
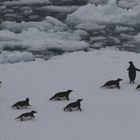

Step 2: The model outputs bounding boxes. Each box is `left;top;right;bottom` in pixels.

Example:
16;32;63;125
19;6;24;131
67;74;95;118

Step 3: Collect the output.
1;48;140;140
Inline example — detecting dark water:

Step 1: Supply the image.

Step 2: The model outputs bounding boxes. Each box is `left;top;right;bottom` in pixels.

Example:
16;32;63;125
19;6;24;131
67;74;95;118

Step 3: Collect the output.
0;0;87;22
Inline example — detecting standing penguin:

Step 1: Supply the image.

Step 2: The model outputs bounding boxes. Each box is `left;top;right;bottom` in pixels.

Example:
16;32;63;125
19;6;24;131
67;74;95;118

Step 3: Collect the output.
49;89;73;101
127;61;140;83
64;99;83;112
15;110;37;121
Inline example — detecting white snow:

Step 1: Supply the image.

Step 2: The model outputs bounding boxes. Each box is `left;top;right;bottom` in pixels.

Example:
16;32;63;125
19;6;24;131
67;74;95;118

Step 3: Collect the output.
1;48;140;140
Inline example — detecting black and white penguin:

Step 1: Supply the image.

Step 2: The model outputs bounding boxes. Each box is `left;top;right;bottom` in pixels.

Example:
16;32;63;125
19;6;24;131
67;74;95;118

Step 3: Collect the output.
15;110;37;121
49;89;73;101
101;78;123;89
11;98;31;109
127;61;140;83
64;99;83;112
136;84;140;90
0;81;2;88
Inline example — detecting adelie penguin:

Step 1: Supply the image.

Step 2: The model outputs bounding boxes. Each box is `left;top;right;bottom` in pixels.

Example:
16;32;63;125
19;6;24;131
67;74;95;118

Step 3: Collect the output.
64;99;83;112
127;61;140;83
0;81;2;88
49;89;73;101
15;110;37;121
136;84;140;90
11;98;31;109
101;78;123;89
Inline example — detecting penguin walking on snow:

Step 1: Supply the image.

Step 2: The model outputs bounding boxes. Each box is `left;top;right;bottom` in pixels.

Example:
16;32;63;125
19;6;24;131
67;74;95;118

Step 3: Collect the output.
127;61;140;83
101;78;123;89
11;98;31;109
49;89;73;101
15;110;37;121
64;99;83;112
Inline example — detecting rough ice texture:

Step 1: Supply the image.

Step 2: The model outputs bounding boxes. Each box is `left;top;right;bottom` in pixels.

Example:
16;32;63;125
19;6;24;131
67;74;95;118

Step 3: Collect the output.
0;16;89;61
66;0;140;29
3;0;51;5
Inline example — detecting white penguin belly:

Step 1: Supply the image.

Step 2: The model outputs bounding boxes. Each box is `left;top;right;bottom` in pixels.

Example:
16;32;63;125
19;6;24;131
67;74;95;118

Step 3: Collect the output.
22;116;33;121
69;106;79;111
17;105;28;109
56;96;67;100
108;85;117;88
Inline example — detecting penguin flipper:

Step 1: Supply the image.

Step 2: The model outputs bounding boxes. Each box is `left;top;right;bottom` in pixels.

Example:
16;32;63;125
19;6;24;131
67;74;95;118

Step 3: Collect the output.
136;68;140;72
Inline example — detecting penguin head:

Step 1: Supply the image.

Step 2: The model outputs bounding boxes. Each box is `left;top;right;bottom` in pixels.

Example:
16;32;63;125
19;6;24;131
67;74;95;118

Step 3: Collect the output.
67;89;73;93
117;78;123;82
77;99;83;102
31;110;37;114
0;81;2;84
129;61;133;65
26;98;29;102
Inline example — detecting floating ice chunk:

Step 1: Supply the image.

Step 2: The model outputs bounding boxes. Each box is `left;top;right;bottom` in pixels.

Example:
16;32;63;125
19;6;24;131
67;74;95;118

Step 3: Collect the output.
0;51;35;64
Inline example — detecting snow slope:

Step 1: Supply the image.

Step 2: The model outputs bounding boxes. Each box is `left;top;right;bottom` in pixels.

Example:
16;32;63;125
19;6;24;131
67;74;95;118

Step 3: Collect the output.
0;48;140;140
